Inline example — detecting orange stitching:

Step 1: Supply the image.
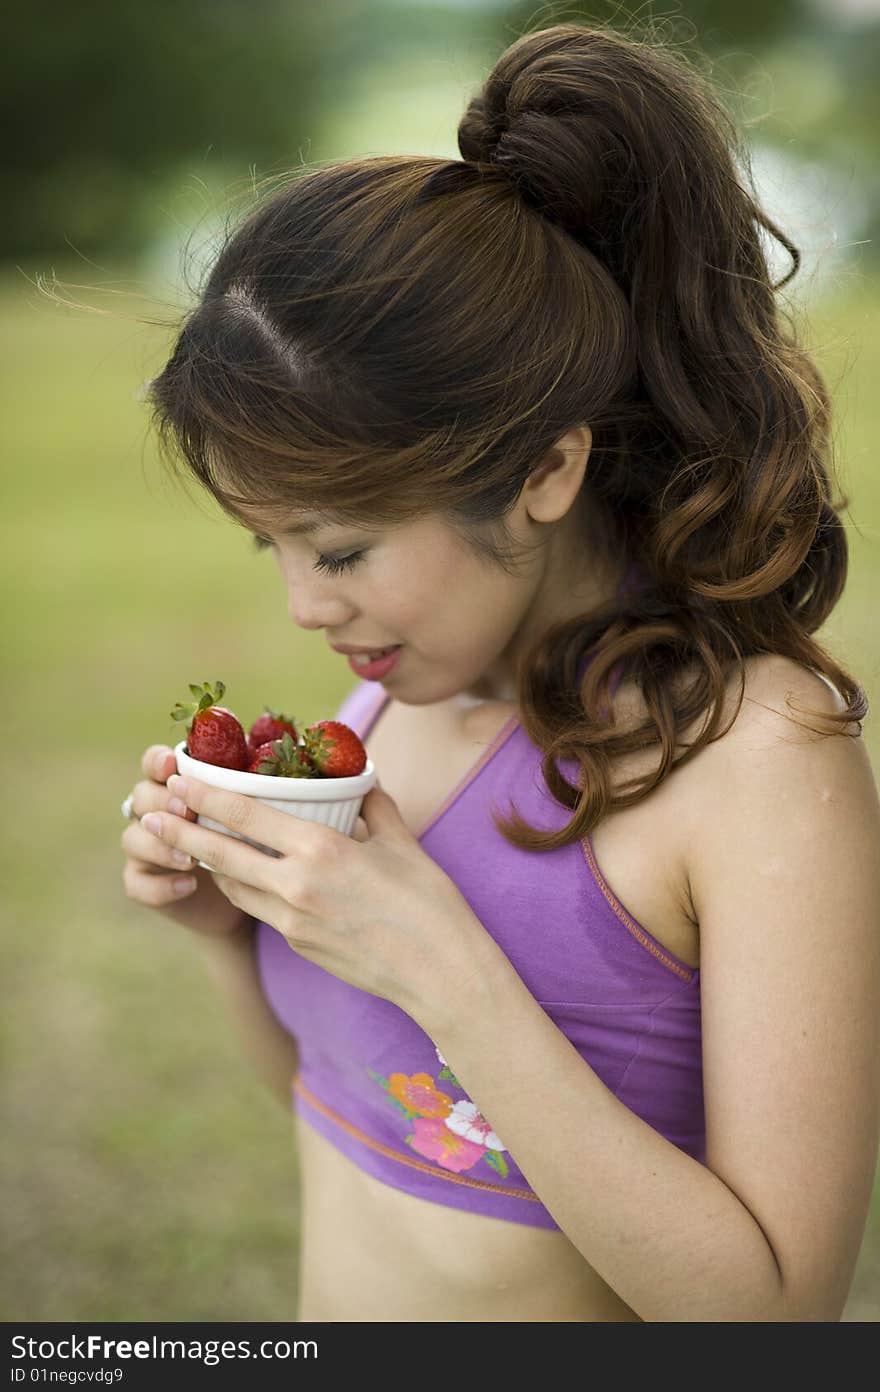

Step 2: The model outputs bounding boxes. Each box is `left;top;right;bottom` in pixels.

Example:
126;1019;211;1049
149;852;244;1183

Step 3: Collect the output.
580;838;696;983
293;1075;543;1202
416;714;521;840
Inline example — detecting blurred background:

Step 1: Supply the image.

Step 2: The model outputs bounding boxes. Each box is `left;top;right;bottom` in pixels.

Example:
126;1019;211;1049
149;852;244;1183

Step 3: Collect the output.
2;0;878;1321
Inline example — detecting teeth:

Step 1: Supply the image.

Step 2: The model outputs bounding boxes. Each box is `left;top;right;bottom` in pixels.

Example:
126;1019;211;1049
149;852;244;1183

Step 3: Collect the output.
352;646;396;665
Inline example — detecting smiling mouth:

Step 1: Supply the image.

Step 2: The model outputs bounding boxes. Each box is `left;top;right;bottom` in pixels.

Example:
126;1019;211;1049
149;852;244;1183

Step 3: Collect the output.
348;645;401;664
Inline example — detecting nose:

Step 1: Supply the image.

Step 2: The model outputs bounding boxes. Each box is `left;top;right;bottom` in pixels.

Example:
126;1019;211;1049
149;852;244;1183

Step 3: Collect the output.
285;579;354;631
274;548;356;631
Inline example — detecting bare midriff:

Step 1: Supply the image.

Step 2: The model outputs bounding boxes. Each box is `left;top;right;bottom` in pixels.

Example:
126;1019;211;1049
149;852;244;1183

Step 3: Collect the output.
293;1118;643;1322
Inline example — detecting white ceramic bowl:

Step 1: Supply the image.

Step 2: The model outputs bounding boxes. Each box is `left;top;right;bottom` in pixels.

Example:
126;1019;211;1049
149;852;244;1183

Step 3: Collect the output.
173;740;377;869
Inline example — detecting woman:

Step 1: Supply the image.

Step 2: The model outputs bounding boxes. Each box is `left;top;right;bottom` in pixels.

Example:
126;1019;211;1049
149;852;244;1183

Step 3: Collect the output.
120;21;880;1321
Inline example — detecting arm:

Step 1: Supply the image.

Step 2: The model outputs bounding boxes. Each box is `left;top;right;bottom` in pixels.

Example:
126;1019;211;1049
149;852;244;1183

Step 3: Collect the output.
191;916;300;1111
424;659;880;1321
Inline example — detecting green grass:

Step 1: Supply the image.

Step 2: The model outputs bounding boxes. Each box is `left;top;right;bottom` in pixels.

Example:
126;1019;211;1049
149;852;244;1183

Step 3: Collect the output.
2;262;878;1320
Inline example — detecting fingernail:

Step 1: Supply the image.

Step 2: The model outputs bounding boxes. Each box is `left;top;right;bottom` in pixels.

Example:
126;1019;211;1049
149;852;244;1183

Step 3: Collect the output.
171;850;193;867
168;775;187;797
142;813;162;836
167;797;187;817
173;876;197;895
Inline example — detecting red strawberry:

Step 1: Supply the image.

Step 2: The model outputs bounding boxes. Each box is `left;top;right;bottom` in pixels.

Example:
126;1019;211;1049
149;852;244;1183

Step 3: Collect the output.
247;707;298;759
301;720;367;778
170;680;249;771
247;732;317;778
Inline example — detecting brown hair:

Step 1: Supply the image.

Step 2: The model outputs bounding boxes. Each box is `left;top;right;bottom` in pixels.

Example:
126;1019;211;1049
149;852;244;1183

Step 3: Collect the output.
146;18;867;853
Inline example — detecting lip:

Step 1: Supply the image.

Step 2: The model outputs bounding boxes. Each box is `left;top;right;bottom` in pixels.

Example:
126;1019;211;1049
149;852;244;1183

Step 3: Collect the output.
330;642;401;655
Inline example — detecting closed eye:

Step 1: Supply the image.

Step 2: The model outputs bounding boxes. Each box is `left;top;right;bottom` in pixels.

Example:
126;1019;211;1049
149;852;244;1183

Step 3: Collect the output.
250;535;365;577
313;550;365;576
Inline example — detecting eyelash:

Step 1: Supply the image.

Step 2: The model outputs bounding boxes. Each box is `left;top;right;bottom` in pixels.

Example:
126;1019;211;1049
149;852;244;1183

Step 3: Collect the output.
313;550;365;576
251;535;365;576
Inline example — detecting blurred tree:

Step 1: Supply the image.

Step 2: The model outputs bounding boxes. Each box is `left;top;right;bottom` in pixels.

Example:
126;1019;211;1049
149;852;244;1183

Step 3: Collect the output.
503;0;806;50
1;0;329;262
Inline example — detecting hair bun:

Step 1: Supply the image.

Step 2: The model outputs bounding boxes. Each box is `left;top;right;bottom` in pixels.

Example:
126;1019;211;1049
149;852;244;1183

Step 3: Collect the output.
457;25;588;168
456;22;741;285
457;24;644;249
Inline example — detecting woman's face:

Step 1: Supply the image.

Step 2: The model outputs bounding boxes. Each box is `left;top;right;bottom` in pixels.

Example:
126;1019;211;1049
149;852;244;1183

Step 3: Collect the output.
237;432;624;705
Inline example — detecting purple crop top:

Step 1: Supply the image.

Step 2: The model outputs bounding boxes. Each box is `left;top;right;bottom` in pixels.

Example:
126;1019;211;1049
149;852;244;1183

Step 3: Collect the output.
255;562;705;1229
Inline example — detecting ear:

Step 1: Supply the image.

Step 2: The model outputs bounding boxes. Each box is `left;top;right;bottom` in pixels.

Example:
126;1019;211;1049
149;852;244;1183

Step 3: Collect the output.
524;425;592;522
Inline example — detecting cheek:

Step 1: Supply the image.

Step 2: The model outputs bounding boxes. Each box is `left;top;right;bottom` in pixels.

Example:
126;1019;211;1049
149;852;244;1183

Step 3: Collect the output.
362;565;420;629
410;556;471;623
371;540;486;638
373;549;446;609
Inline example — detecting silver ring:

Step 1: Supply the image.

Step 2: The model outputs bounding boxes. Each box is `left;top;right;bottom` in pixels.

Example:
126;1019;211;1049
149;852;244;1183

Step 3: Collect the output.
121;792;136;820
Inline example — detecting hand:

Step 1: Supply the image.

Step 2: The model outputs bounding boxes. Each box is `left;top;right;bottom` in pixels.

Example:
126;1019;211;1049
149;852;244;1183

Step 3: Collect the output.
120;746;252;938
139;772;498;1029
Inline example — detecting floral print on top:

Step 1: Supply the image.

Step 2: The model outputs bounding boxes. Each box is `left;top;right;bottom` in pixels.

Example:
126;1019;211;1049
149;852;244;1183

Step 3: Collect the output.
367;1045;510;1179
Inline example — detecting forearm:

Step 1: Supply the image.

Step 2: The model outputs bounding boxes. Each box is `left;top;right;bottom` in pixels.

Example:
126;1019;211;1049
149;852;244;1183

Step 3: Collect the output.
191;918;300;1111
426;950;787;1322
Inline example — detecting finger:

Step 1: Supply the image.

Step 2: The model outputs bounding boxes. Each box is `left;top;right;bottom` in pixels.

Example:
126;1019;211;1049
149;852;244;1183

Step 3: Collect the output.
138;809;282;892
142;745;176;782
123;860;198;906
166;774;327;859
122;820;198;873
128;777;199;823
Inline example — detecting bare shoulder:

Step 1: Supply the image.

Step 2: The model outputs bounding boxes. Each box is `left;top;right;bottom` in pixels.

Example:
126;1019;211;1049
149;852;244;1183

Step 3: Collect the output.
616;652;862;744
606;654;872;939
608;653;865;811
721;653;864;745
678;653;875;898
